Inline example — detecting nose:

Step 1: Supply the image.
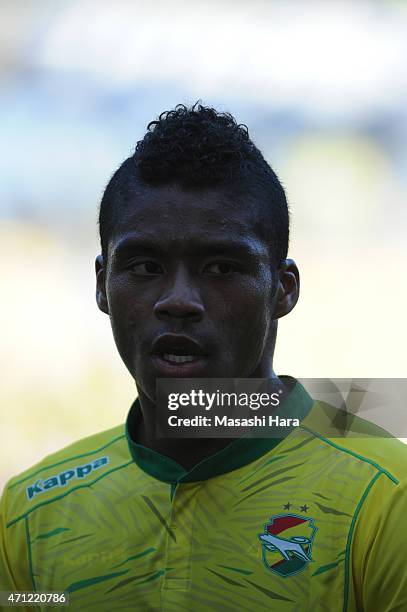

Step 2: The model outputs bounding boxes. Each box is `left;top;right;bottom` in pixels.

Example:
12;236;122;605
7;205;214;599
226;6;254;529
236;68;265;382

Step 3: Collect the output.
153;266;205;322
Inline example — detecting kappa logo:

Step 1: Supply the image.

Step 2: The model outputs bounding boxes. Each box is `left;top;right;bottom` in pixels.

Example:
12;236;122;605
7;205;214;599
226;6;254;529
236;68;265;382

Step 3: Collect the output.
26;456;109;501
259;514;317;577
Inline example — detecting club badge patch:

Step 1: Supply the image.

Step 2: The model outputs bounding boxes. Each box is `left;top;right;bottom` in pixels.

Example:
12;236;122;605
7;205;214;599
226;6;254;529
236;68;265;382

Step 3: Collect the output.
259;514;317;577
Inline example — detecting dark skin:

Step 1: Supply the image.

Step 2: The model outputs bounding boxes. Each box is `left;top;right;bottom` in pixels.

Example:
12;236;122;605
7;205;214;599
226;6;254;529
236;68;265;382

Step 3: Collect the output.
95;182;299;469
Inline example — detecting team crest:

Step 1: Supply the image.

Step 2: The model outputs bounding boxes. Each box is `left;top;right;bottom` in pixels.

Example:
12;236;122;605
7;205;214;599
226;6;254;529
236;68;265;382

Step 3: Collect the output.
259;514;317;577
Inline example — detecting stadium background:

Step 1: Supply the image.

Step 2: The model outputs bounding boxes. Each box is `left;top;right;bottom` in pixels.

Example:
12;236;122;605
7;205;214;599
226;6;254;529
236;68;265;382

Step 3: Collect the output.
1;0;407;489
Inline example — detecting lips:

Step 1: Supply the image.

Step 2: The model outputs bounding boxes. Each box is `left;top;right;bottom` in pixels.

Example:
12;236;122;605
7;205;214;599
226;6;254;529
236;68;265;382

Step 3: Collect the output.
151;334;205;358
151;334;208;376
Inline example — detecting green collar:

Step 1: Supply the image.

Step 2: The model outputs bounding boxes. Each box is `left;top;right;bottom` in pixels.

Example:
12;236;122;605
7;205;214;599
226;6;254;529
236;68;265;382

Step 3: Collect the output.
125;377;314;484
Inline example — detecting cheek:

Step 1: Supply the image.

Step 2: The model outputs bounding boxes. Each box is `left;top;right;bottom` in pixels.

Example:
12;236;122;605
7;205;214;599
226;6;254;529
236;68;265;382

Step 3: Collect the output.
108;278;149;325
217;280;273;352
106;284;145;359
109;312;133;366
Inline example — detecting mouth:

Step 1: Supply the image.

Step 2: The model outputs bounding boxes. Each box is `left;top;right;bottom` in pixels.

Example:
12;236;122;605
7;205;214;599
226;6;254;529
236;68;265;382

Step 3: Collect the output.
161;354;197;364
151;334;208;376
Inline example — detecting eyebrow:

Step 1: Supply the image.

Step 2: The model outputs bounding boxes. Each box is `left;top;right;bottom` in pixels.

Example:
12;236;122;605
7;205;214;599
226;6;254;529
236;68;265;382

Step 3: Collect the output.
112;235;264;260
113;237;167;258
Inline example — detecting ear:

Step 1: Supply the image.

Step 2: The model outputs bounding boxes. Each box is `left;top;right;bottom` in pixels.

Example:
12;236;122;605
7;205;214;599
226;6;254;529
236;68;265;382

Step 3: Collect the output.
95;255;109;315
273;258;300;319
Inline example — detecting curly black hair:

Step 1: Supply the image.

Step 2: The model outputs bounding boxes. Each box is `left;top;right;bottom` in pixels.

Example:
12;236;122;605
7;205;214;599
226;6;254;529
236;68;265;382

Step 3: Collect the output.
99;103;289;264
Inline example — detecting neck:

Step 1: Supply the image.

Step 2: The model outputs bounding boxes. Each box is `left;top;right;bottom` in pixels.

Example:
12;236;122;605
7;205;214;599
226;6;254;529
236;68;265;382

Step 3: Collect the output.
132;366;289;471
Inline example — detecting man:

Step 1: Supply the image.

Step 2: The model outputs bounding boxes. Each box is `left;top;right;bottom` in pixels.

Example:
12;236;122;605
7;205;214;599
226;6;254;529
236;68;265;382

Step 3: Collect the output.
1;104;406;611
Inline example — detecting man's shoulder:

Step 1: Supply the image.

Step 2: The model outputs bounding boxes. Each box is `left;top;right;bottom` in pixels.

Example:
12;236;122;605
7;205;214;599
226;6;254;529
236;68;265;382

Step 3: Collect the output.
2;424;131;526
9;423;128;486
302;400;407;485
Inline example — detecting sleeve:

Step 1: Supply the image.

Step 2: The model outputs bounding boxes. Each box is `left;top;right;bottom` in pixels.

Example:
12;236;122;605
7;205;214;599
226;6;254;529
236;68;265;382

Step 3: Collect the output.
0;485;18;590
0;482;33;603
351;476;407;611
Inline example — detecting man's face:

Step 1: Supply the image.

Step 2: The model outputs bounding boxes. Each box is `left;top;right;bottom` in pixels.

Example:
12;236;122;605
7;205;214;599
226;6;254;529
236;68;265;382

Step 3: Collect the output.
96;183;291;402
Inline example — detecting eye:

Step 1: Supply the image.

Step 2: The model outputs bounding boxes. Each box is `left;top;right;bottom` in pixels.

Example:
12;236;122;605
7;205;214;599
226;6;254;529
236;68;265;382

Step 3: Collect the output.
130;261;163;276
204;262;236;275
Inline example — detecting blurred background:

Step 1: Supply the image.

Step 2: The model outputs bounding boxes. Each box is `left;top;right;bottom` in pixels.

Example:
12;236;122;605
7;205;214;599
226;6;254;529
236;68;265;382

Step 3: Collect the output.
1;0;407;489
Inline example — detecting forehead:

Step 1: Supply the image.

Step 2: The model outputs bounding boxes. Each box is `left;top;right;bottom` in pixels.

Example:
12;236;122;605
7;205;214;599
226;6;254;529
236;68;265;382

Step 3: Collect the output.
109;183;267;256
